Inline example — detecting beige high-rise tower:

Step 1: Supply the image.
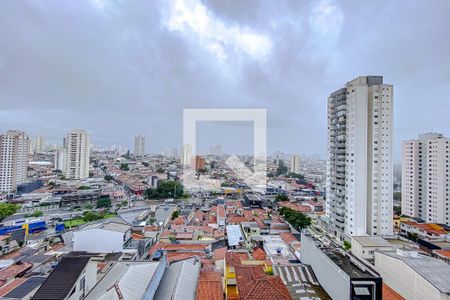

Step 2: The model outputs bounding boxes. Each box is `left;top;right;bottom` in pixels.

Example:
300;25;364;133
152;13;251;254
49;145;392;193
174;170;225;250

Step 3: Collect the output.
402;133;450;225
0;130;29;192
63;129;90;179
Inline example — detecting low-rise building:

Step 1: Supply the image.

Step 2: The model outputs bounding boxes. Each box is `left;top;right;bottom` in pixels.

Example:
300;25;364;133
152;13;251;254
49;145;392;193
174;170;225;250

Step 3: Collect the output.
375;249;450;300
351;236;394;261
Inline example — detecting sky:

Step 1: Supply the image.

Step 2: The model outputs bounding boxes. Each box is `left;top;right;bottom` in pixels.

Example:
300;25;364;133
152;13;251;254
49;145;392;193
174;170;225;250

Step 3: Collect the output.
0;0;449;161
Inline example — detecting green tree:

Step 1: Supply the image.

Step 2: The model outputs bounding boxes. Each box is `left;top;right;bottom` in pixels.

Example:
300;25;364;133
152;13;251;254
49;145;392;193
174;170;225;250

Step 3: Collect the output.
96;197;112;208
0;203;19;221
171;210;179;220
144;181;184;199
276;160;288;176
78;186;90;190
121;200;128;207
278;206;311;230
104;175;113;182
343;241;351;251
287;172;305;180
156;167;165;173
120;163;129;171
84;204;93;210
275;194;289;202
83;211;103;222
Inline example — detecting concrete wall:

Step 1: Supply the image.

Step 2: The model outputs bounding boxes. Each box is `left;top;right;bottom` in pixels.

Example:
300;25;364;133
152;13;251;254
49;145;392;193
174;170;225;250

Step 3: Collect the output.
74;229;123;253
374;252;450;300
300;234;350;299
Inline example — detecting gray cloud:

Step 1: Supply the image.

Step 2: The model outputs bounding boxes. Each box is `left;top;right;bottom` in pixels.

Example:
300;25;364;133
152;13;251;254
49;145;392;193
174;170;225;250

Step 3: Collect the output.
0;0;449;160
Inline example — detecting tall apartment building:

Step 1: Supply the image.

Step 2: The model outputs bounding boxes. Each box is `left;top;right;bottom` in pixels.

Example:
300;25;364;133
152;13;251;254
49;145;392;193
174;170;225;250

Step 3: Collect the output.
0;130;29;192
182;144;192;168
402;133;450;225
134;135;145;157
34;136;45;154
326;76;394;239
54;148;65;171
290;155;301;174
63;130;90;179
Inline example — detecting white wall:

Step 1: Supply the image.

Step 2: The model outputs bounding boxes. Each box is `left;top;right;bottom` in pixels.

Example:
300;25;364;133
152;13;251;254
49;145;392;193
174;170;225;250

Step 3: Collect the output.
74;229;123;253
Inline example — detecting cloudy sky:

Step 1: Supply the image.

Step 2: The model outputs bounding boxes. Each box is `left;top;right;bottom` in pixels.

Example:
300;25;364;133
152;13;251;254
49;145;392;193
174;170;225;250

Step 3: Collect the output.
0;0;449;160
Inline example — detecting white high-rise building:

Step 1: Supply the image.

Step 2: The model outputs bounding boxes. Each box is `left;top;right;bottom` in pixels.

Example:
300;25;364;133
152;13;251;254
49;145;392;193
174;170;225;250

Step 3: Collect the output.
134;135;145;157
402;133;450;225
326;76;394;239
290;155;301;174
0;130;29;192
34;136;45;154
182;144;192;168
63;129;90;179
54;148;65;171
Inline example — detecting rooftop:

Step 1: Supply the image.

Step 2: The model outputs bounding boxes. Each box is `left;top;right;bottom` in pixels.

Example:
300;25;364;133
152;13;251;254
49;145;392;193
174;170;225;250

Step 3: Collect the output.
154;257;201;300
32;255;92;300
352;236;392;248
196;271;224;300
380;250;450;293
85;261;161;300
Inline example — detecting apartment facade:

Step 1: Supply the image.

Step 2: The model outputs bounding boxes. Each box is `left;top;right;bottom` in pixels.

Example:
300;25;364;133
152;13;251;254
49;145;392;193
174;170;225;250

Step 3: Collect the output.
326;76;394;239
0;130;29;192
290;154;301;174
63;129;90;179
134;135;145;157
402;133;450;225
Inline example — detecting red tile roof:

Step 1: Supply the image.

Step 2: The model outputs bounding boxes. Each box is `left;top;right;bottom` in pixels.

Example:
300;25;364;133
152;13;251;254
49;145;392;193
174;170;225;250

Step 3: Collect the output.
235;265;291;300
252;247;267;260
435;249;450;259
0;262;32;282
0;278;26;296
225;252;248;267
166;252;203;263
196;272;224;300
382;283;405;300
213;247;227;261
278;232;298;244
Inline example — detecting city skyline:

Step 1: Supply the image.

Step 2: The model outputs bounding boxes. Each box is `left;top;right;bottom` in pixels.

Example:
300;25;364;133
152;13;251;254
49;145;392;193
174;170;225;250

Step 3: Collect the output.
1;1;449;160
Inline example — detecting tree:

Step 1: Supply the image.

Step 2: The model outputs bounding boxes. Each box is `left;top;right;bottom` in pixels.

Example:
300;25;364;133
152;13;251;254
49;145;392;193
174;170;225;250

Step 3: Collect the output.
78;186;90;190
343;241;351;251
144;181;184;199
171;210;179;220
96;197;112;208
0;203;19;221
156;167;165;173
104;175;113;182
83;211;103;222
287;172;304;180
120;163;129;171
25;210;43;218
84;204;93;210
275;194;289;202
276;160;288;176
121;200;128;207
278;206;311;230
393;206;402;216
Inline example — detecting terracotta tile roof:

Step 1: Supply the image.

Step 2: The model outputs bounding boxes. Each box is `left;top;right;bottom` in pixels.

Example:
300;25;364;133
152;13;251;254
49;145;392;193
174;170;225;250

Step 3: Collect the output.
382;283;405;300
401;221;448;235
278;202;311;213
172;216;185;225
197;271;224;300
228;216;252;224
435;249;450;259
0;262;32;282
131;233;144;239
252;247;266;260
225;252;248;267
235;265;291;300
162;244;208;251
213;247;227;261
144;226;159;231
217;205;226;218
0;278;26;296
278;232;298;244
166;252;203;263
